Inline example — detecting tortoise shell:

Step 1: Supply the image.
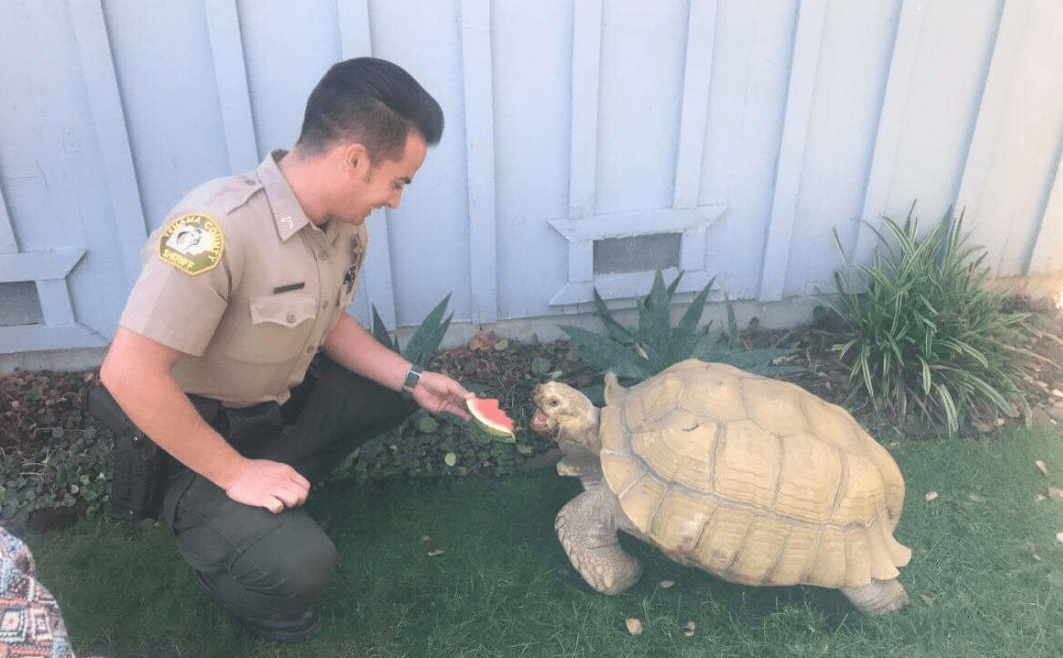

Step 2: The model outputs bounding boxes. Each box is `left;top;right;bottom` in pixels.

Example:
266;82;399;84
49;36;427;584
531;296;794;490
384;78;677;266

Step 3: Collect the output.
599;359;911;589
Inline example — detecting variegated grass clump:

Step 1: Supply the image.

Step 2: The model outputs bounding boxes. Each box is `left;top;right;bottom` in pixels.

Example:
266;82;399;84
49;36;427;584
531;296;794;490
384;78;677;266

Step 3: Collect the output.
828;208;1035;434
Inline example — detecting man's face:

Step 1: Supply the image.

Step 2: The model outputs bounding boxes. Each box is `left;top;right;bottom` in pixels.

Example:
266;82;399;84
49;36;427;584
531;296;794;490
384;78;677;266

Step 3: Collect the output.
333;133;428;225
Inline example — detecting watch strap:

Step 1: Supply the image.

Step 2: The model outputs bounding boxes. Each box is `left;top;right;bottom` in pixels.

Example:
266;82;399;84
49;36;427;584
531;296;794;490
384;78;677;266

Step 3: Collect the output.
401;365;423;399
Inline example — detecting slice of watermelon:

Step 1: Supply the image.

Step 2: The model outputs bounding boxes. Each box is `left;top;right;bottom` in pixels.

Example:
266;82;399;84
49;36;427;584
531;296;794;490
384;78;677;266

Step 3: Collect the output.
466;397;515;438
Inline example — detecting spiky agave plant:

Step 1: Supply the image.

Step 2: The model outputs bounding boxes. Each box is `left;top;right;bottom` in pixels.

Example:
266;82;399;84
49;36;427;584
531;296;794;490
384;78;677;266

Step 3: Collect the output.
560;271;797;387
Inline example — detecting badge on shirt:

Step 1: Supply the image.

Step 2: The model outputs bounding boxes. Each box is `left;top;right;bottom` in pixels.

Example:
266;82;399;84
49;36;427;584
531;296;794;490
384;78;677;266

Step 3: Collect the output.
157;213;225;276
343;236;362;294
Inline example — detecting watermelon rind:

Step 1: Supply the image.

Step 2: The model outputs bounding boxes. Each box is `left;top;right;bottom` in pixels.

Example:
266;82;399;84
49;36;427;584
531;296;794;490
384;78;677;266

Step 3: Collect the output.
467;398;515;439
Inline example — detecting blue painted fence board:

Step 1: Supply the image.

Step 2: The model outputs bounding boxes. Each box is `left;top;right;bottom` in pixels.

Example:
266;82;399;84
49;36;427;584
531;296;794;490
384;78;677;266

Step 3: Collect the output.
2;0;1063;356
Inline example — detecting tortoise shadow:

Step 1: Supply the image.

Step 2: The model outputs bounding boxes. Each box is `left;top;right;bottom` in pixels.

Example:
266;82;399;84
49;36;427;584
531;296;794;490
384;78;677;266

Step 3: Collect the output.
622;535;869;633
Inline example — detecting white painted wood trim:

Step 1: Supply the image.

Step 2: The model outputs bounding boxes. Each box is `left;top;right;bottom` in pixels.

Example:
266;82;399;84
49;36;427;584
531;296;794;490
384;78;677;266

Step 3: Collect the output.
569;242;593;284
549;268;717;305
547;205;725;304
336;0;373;58
854;0;926;265
954;0;1033;214
68;0;147;288
0;184;16;254
204;0;259;173
0;324;108;354
548;205;725;241
673;0;719;210
35;279;76;325
1029;140;1063;273
569;0;603;219
461;0;499;324
0;249;86;283
758;0;828;302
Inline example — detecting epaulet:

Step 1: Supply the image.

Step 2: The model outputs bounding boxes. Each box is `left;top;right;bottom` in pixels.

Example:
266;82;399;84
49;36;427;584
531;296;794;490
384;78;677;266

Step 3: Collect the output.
213;176;264;215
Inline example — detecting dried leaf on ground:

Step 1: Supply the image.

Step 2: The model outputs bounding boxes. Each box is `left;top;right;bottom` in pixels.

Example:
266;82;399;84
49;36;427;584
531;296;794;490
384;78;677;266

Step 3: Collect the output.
624;618;643;636
925;491;939;502
1036;460;1050;476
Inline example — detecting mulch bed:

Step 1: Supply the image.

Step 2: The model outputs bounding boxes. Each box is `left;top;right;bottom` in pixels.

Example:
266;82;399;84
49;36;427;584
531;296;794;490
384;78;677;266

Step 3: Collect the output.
4;297;1063;532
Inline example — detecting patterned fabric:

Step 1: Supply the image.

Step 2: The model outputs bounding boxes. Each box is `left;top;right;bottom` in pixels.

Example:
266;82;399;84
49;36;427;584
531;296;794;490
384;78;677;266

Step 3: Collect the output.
0;525;75;658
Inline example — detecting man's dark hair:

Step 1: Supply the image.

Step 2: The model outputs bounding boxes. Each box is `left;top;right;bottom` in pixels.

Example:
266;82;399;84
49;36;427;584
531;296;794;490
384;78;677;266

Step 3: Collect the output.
297;57;444;162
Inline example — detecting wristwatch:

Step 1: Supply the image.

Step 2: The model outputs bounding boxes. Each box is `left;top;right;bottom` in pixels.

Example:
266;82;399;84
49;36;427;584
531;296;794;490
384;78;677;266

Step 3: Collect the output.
401;365;423;399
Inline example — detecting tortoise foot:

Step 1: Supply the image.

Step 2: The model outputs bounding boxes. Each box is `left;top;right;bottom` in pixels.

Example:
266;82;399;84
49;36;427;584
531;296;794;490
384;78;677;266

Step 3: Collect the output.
555;488;642;595
841;578;909;615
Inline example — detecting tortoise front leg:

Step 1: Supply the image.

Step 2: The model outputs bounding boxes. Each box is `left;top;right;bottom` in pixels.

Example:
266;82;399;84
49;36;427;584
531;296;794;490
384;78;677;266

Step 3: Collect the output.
555;484;642;595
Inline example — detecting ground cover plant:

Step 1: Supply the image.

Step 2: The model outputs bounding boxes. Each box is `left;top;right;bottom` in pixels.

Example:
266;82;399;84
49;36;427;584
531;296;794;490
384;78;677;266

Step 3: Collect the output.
21;425;1063;657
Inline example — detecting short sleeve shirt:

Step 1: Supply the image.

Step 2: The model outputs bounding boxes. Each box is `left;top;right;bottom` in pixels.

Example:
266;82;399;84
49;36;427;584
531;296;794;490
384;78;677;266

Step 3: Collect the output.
119;150;369;407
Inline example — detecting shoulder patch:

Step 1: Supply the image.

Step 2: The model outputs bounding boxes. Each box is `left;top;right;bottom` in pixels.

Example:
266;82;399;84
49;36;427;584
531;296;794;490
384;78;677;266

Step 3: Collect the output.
158;213;225;276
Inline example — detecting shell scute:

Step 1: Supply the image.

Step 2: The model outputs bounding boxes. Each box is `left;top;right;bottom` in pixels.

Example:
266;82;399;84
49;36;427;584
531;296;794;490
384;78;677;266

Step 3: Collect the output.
616;472;666;532
775;432;842;524
675;366;748;422
696;506;756;573
833;452;887;525
742;376;810;436
768;525;820;584
650;488;714;555
727;517;791;585
807;527;847;588
803;399;868;453
621;376;684;430
630;413;720;492
715;420;781;508
600;449;644;499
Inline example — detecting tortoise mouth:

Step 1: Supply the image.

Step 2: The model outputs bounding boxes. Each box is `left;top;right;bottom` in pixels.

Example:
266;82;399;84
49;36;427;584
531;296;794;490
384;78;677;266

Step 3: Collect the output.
530;409;558;436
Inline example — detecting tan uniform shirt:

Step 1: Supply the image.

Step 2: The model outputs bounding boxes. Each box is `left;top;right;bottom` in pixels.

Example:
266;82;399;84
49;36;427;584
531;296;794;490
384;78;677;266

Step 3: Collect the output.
120;151;368;407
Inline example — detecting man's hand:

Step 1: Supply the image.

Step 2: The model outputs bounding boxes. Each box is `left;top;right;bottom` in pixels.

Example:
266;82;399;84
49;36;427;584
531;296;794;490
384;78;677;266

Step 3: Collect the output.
321;314;475;419
412;371;474;420
223;459;311;514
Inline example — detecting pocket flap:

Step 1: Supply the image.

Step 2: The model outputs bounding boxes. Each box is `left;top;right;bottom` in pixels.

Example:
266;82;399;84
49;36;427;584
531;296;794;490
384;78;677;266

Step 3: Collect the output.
249;294;316;328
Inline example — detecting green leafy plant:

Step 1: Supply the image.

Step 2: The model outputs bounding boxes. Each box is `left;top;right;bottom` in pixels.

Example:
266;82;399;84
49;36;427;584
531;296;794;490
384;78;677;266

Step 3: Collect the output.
372;293;454;366
0;429;112;523
827;206;1035;434
559;271;795;385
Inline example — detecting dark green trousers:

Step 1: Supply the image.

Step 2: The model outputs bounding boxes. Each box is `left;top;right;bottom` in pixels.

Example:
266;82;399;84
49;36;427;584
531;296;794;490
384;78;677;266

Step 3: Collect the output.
160;355;416;623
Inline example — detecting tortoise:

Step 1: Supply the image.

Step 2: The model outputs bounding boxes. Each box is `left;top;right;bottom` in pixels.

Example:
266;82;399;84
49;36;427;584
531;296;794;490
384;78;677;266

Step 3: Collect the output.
530;359;911;615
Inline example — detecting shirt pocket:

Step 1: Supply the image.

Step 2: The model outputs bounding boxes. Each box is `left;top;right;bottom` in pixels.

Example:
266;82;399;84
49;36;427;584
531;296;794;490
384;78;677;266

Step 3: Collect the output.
221;294;318;365
249;293;317;328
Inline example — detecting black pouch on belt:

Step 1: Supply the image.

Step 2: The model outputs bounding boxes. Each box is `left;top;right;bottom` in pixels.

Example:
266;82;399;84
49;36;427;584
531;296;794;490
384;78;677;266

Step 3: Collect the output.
215;401;284;455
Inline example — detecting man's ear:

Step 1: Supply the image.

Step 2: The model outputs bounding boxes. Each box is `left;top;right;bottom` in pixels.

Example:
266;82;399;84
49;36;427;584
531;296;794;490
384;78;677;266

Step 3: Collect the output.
342;143;370;177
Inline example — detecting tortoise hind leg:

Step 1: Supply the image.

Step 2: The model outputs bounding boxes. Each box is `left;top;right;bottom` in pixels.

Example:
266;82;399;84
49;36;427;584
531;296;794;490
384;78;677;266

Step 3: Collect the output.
555;485;642;595
840;578;909;615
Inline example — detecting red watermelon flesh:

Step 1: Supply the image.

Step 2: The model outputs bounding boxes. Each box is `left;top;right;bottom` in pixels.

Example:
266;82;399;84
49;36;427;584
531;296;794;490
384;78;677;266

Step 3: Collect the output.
467;397;515;437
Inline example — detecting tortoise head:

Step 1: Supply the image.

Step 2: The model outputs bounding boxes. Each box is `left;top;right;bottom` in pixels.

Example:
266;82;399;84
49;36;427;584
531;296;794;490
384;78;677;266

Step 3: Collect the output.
532;381;602;456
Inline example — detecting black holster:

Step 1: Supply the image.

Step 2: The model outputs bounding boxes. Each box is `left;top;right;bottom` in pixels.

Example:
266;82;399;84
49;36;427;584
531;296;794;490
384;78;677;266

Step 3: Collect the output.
89;387;289;522
88;386;170;522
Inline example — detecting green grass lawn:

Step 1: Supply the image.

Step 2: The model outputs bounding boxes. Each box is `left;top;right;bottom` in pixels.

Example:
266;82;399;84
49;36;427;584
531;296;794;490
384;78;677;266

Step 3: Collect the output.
23;426;1063;658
